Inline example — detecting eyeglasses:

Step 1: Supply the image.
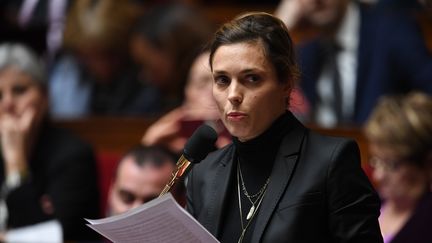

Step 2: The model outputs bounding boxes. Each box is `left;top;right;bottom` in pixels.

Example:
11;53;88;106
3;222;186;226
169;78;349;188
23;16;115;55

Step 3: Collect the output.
368;156;403;171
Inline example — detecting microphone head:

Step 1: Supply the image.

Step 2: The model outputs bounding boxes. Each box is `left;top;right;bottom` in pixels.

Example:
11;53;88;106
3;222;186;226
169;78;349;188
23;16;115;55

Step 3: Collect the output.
183;124;218;163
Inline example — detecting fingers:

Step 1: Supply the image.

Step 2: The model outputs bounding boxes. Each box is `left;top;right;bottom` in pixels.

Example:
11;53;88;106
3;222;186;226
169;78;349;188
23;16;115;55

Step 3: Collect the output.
141;108;185;145
0;109;34;168
18;107;36;133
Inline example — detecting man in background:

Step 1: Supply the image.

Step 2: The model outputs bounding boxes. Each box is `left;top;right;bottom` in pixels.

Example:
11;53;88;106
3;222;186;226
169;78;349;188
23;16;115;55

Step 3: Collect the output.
107;145;184;216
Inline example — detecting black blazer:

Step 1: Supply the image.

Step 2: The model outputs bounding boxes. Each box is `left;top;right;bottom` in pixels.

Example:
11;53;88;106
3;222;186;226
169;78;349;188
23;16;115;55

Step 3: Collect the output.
0;123;101;241
186;116;383;242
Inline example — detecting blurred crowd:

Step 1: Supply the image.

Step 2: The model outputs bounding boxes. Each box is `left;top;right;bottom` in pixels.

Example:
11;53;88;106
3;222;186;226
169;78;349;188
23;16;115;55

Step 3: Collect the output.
0;0;431;242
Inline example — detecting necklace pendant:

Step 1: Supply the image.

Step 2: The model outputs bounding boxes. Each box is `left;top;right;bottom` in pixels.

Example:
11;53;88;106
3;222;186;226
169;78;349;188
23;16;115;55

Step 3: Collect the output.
246;205;255;220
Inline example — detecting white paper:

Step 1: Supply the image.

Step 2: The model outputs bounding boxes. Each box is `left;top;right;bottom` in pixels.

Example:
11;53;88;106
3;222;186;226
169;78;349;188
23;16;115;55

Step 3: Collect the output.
5;220;63;243
86;193;219;243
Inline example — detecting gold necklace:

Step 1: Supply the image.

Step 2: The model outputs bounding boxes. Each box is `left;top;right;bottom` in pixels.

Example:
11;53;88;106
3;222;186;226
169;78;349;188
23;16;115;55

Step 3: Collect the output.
236;161;270;243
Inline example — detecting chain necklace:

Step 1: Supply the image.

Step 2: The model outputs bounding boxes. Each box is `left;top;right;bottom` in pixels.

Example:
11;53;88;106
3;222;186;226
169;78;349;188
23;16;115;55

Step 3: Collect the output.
236;160;270;243
238;160;270;220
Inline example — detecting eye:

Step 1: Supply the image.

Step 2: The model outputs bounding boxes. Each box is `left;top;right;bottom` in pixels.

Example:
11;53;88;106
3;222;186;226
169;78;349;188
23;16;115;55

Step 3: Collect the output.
213;75;230;86
245;74;261;83
118;189;136;205
12;84;29;96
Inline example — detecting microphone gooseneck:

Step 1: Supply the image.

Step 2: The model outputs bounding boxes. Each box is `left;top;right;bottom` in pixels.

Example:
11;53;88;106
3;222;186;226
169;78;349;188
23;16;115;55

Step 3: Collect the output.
159;124;218;196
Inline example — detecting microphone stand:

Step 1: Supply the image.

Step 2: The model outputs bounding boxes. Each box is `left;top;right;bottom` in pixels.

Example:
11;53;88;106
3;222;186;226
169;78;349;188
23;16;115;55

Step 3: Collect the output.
159;155;190;196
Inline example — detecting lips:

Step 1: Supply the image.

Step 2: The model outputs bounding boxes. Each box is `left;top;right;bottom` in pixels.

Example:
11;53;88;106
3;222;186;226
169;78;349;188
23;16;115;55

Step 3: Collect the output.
227;111;247;121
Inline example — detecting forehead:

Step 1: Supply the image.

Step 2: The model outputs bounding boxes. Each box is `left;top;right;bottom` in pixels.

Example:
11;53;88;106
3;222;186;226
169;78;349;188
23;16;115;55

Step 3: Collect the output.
369;142;404;162
212;41;271;71
116;157;173;184
189;53;211;80
0;67;39;86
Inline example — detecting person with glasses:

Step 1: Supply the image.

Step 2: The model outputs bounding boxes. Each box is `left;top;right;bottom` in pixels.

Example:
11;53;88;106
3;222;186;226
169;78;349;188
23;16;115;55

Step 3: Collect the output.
365;92;432;243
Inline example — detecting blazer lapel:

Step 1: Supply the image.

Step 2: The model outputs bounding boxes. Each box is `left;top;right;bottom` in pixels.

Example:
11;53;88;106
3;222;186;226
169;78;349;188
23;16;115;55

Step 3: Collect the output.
251;124;306;243
203;146;236;236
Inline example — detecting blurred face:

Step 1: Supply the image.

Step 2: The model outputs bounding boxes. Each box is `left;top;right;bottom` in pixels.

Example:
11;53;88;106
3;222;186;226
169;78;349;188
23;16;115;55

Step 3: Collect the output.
76;45;122;83
369;143;428;203
184;52;218;116
0;67;47;120
298;0;348;28
130;35;174;89
108;156;174;215
212;41;290;142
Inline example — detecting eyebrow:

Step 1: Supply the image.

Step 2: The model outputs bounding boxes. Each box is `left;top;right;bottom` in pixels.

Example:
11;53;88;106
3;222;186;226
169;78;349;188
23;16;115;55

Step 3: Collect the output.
212;70;228;75
213;68;264;75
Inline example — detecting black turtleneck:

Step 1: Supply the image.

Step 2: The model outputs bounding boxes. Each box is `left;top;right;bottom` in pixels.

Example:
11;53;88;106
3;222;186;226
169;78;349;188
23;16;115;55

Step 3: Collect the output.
219;112;293;243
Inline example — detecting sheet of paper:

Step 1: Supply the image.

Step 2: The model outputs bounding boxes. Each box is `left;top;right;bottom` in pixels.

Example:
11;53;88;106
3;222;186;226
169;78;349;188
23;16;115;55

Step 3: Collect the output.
5;220;62;243
86;193;219;243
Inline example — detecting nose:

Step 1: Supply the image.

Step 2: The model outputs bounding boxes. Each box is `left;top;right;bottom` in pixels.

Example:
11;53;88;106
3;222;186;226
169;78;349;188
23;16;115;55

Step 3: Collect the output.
227;81;243;106
372;166;386;184
131;200;143;210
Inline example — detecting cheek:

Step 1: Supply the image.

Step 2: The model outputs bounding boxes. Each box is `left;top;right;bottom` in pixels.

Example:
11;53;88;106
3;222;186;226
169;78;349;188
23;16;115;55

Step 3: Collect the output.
398;170;422;188
212;89;225;111
385;170;417;194
14;95;35;114
253;90;284;114
23;92;45;111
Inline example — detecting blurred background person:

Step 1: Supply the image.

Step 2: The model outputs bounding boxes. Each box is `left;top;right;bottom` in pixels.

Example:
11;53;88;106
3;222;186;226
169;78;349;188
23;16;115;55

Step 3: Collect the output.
130;3;214;113
107;145;184;216
142;51;230;154
48;0;158;118
275;0;432;127
0;43;100;241
365;92;432;243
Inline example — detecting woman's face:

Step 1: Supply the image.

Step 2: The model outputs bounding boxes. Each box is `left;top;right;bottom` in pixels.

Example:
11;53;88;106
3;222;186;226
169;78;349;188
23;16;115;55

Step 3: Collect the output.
212;41;290;141
369;143;428;202
130;35;174;89
184;52;218;118
0;67;47;120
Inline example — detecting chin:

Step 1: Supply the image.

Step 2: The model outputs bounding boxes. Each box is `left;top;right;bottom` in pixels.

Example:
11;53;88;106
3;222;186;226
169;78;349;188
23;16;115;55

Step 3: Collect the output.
226;126;249;140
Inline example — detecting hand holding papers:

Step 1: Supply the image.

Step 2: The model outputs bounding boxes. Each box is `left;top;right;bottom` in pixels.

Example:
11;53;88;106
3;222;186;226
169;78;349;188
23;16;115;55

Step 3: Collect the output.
86;193;219;243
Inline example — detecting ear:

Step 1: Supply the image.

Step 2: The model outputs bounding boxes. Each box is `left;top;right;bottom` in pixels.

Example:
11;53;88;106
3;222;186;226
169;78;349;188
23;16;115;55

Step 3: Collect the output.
280;81;293;108
281;81;292;98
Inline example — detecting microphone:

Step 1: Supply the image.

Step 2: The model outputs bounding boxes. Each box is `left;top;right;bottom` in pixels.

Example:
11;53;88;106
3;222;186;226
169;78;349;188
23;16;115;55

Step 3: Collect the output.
159;124;218;196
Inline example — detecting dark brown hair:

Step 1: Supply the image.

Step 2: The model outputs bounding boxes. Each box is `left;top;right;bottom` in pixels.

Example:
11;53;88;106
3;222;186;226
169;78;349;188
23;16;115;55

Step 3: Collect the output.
208;12;299;88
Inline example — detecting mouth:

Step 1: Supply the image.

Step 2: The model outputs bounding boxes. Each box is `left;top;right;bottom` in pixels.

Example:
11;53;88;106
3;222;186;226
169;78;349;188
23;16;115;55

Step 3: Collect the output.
226;111;247;121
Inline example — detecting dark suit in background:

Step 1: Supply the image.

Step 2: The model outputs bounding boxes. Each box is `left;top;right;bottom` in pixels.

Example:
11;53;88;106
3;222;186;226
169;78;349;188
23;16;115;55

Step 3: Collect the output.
298;4;432;124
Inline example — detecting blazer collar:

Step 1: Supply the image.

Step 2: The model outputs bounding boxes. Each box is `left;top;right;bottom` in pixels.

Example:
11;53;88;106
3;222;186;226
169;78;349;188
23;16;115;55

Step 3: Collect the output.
251;118;306;243
203;145;235;236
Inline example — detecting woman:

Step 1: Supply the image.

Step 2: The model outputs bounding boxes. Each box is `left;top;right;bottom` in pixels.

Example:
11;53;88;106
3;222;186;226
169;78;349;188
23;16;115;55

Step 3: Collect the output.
49;0;155;118
186;12;383;243
142;51;229;153
0;43;100;241
130;3;213;112
365;92;432;243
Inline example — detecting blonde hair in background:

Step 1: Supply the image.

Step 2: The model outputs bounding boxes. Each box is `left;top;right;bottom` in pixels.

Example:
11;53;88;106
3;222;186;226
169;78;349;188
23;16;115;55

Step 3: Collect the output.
365;92;432;164
63;0;142;52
